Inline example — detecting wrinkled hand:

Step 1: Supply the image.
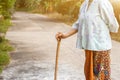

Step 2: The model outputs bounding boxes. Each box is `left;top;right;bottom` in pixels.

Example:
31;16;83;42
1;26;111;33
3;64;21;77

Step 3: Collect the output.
55;32;67;41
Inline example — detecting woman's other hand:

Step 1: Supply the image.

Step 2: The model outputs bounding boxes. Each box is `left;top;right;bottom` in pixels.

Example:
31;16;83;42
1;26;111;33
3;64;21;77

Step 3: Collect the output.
55;28;78;41
55;32;68;41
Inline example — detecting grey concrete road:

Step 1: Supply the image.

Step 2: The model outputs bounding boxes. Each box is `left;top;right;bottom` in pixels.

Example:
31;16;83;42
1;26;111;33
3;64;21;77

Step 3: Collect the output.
1;12;120;80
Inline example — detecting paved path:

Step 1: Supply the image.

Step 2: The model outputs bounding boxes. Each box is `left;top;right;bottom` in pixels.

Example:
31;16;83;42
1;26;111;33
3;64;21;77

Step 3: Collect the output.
1;12;120;80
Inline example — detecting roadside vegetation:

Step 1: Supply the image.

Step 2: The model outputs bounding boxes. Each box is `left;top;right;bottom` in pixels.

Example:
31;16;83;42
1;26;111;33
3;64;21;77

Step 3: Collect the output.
0;0;16;73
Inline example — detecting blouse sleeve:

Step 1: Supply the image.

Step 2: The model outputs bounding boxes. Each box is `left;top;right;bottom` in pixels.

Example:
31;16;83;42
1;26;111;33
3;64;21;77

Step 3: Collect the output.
99;0;119;33
72;18;80;30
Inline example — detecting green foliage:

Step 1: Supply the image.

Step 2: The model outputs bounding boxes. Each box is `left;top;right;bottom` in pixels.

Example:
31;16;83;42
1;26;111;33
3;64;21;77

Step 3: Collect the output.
0;38;13;73
0;0;15;74
0;19;12;33
0;66;3;73
0;51;10;73
0;39;14;52
0;0;15;73
15;0;40;11
0;51;10;66
0;0;16;19
0;5;2;14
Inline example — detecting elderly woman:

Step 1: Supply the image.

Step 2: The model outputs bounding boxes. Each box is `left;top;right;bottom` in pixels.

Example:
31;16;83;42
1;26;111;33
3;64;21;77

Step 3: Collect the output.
56;0;119;80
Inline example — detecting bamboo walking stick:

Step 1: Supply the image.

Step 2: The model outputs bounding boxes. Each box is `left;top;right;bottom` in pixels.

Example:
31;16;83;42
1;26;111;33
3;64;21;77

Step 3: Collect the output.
54;39;61;80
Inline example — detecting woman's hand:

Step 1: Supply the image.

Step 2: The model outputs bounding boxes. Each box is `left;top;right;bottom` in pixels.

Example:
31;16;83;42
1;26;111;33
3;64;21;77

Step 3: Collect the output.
55;28;78;41
55;32;68;41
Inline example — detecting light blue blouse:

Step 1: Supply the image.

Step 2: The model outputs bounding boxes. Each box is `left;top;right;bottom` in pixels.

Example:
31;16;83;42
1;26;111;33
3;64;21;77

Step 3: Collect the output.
72;0;119;51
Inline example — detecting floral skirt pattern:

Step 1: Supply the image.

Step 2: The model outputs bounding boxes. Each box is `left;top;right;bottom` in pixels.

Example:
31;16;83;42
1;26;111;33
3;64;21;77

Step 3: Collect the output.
84;50;111;80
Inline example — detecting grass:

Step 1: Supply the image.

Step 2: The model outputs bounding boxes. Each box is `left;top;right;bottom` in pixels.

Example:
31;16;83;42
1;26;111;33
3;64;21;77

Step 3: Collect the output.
0;19;12;33
0;51;10;67
0;51;10;73
0;19;13;73
0;38;14;73
0;38;14;52
0;66;3;73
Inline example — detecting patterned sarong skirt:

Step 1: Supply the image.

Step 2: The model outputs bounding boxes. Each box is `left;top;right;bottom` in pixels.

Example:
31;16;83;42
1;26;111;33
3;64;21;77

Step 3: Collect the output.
84;50;111;80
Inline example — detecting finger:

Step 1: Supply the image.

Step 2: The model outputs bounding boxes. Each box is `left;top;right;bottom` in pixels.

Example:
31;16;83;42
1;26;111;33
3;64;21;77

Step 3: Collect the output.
55;34;60;40
57;37;61;41
56;32;62;40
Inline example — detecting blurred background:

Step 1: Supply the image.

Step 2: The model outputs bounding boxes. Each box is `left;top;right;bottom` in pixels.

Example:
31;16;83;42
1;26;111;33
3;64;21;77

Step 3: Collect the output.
0;0;120;80
0;0;120;76
0;0;120;41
